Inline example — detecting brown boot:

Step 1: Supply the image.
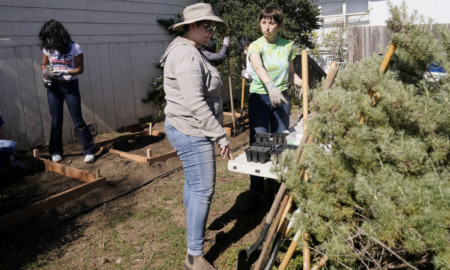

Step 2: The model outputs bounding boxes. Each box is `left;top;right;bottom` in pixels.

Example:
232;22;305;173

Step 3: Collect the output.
184;254;217;270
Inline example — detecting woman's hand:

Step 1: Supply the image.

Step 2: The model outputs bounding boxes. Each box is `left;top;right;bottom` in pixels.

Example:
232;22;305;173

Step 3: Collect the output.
265;81;287;106
220;145;233;160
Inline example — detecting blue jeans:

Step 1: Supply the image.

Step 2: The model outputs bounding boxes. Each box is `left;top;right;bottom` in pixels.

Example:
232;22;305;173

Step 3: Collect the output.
47;80;94;156
0;140;16;166
248;92;290;192
165;121;216;256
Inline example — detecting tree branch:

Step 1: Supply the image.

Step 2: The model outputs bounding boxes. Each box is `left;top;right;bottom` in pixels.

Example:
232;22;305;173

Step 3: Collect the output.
358;228;419;270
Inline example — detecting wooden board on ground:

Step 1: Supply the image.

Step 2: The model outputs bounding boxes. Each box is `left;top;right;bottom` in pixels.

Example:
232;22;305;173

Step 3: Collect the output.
0;154;106;231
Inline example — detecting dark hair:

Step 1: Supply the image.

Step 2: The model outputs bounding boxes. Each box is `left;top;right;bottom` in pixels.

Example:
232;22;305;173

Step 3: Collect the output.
236;36;253;55
182;21;205;33
203;39;217;52
259;6;283;25
239;36;253;49
38;19;73;54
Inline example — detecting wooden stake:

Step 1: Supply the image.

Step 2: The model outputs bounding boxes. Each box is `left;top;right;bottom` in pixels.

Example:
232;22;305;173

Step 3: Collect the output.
277;196;293;232
253;194;290;270
279;229;302;270
33;149;39;158
148;151;178;165
379;43;397;74
303;233;311;270
148;122;153;136
301;49;309;134
311;256;329;270
108;148;148;163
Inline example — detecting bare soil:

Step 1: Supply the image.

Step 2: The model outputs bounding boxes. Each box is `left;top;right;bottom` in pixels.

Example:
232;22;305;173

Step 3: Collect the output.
0;109;302;270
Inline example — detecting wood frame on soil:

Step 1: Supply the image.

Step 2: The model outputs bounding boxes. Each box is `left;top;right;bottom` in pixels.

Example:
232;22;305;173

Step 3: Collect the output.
95;125;178;165
0;149;106;231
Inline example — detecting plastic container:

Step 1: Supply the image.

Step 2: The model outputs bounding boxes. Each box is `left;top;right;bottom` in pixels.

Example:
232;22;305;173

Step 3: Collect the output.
245;147;254;162
279;144;298;151
272;132;288;144
245;146;271;163
270;148;284;162
255;132;272;143
254;146;271;163
252;142;274;148
286;132;303;145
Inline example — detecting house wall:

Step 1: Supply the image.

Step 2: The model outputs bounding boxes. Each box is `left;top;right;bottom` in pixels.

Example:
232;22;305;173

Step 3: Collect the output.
0;0;197;150
369;0;450;26
312;0;450;70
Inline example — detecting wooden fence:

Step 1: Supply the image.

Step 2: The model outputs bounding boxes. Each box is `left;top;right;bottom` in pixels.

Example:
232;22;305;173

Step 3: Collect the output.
347;26;391;65
0;0;196;150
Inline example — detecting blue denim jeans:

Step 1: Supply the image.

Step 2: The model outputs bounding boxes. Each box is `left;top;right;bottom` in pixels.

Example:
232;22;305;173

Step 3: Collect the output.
0;139;16;166
47;80;94;156
248;92;290;192
165;120;216;256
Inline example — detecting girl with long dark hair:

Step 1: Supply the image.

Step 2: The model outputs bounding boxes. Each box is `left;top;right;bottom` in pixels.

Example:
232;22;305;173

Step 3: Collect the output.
39;19;95;163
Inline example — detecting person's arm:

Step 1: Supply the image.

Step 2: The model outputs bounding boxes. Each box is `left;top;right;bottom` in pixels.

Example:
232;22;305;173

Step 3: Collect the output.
41;53;49;72
69;53;84;75
289;60;302;86
201;45;228;62
249;53;272;84
249;52;287;106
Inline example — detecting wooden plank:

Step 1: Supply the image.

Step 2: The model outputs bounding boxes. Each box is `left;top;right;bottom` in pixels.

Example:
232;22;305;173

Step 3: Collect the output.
0;35;174;48
0;47;28;147
108;148;148;163
129;42;146;120
77;44;95;126
0;6;166;24
16;46;43;148
119;42;137;126
40;158;97;183
0;177;106;231
97;44;117;132
0;0;184;16
85;44;108;134
141;42;156;117
32;47;51;147
108;43;127;129
0;56;9;135
94;129;164;147
148;151;178;165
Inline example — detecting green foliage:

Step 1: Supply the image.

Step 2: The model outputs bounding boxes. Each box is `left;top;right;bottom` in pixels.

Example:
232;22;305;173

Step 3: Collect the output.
203;0;320;49
320;20;348;63
144;1;321;111
275;2;450;269
142;75;166;117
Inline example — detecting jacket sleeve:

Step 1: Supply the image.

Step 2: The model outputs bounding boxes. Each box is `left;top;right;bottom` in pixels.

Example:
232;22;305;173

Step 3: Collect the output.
201;45;228;62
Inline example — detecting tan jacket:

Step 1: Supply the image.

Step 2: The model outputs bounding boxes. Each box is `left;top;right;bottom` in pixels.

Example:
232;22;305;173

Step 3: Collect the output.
160;37;229;148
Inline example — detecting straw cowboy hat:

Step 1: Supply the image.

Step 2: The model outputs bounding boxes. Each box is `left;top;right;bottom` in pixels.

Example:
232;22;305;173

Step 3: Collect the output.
169;3;226;31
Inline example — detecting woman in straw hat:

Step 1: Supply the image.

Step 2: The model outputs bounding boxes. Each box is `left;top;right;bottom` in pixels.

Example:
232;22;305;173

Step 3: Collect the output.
159;3;233;270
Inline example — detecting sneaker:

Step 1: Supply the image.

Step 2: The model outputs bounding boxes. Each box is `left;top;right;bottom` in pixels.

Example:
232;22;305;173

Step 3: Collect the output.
51;154;62;163
184;254;217;270
84;154;95;163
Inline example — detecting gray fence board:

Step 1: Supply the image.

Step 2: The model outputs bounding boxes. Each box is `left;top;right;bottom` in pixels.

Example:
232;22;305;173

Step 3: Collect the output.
0;0;198;150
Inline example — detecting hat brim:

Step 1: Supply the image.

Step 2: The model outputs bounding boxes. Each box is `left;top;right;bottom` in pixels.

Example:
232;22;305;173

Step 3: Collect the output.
169;16;226;31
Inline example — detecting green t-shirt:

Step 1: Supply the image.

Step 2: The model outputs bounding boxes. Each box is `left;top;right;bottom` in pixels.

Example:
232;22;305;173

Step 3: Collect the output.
248;36;295;94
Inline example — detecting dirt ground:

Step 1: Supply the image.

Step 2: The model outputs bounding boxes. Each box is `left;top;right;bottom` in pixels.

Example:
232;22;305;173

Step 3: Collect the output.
0;109;302;270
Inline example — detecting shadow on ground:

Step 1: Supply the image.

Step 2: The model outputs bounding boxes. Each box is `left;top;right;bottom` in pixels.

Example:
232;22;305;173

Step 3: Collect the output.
205;190;268;269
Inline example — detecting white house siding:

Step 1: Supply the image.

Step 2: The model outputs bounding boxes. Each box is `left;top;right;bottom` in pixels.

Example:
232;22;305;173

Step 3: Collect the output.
0;0;197;150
